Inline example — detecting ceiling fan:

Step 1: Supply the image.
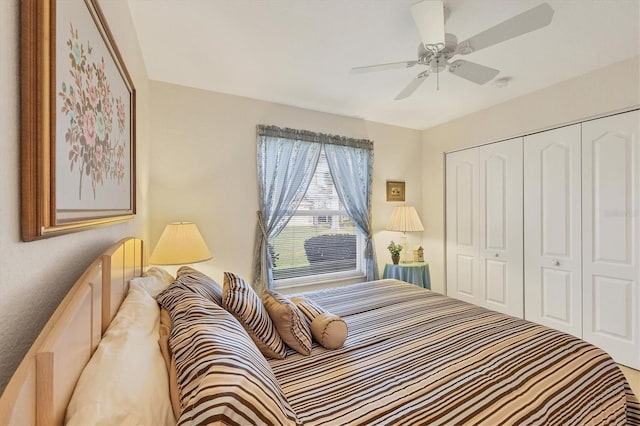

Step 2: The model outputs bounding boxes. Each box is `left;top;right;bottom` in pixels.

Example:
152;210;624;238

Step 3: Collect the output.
351;1;554;100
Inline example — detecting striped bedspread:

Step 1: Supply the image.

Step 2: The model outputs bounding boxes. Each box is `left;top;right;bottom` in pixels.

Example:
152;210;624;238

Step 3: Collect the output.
269;279;640;425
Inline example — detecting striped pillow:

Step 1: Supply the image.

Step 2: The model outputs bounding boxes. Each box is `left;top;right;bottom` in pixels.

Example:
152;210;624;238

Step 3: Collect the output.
290;296;325;326
223;272;287;359
263;292;312;356
174;266;222;305
290;297;348;350
156;287;300;425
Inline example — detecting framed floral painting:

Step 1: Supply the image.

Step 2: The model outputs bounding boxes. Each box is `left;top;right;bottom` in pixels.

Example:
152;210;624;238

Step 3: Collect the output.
21;0;136;241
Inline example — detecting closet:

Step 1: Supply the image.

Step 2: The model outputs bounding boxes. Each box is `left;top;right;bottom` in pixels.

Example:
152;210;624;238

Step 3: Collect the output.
445;109;639;369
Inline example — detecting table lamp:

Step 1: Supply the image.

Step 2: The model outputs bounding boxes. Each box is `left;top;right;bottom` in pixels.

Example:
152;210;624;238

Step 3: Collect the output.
386;206;424;263
149;222;212;265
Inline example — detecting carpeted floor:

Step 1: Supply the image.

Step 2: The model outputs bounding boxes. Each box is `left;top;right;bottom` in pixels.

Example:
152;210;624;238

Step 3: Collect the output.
619;364;640;398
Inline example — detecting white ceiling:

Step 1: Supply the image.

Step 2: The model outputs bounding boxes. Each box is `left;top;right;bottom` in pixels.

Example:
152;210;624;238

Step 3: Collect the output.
128;0;640;130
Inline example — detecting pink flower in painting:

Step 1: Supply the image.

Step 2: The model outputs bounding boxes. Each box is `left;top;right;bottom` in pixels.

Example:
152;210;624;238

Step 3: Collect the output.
83;111;96;147
87;85;99;108
95;144;103;164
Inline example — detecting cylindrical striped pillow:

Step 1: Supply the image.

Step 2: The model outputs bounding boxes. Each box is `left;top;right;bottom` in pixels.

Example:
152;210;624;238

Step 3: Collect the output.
290;297;348;350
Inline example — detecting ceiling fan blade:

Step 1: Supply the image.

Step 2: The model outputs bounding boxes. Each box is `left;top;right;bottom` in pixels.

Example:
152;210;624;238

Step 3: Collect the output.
448;60;499;85
350;60;418;74
394;72;429;100
410;0;445;49
456;3;554;55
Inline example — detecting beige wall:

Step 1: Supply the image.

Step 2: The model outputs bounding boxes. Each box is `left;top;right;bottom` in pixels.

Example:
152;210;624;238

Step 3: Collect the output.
0;0;150;394
422;56;640;294
148;81;423;286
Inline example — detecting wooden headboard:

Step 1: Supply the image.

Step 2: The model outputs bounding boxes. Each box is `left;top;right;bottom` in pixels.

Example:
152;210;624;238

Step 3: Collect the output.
0;238;143;425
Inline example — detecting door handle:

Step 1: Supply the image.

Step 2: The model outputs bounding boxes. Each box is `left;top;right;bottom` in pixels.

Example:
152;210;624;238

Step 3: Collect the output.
552;259;560;266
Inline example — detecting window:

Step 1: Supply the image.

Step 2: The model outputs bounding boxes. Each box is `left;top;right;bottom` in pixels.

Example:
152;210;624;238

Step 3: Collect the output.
269;150;363;284
254;124;375;291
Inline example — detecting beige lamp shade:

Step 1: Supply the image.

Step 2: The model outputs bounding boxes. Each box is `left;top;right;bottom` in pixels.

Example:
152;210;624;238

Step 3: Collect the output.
386;206;424;232
149;222;212;265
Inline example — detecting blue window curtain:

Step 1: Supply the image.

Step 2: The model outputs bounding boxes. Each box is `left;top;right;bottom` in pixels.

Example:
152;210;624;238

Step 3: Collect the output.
324;143;378;281
253;128;321;292
253;124;376;291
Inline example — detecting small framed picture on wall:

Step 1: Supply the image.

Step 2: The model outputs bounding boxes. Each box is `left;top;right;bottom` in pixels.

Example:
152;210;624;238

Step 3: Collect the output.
386;181;405;202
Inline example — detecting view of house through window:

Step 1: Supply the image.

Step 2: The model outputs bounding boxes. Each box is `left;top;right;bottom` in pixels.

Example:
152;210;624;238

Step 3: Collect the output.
270;149;362;282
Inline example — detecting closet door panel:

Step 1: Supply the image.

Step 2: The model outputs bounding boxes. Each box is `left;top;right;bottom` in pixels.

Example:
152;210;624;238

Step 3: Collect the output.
592;276;632;337
446;149;480;305
524;124;582;337
582;110;639;369
456;255;476;296
590;135;632;263
485;260;507;303
484;155;506;250
542;269;572;322
455;162;475;246
541;144;570;256
479;138;523;317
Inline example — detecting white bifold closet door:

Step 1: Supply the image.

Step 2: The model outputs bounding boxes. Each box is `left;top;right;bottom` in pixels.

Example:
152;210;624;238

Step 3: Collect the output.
524;124;583;338
479;138;523;317
446;148;481;306
582;111;639;369
446;138;523;317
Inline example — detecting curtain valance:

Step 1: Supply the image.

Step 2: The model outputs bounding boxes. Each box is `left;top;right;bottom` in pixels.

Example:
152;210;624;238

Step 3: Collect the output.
257;124;373;150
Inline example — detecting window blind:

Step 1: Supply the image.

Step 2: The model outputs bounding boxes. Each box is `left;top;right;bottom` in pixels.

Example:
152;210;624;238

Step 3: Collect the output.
269;150;361;281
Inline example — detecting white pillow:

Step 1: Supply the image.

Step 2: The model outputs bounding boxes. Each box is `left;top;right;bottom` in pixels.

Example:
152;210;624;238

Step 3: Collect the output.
131;267;175;297
66;282;175;425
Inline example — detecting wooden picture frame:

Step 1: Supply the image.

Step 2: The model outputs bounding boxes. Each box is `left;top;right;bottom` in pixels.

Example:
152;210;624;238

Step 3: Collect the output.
21;0;136;241
386;181;405;202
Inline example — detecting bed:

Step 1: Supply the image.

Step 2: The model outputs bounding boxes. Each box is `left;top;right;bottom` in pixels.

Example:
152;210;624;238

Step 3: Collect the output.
0;237;638;425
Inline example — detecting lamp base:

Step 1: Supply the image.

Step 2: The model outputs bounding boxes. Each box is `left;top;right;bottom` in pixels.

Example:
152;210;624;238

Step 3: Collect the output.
400;234;412;263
